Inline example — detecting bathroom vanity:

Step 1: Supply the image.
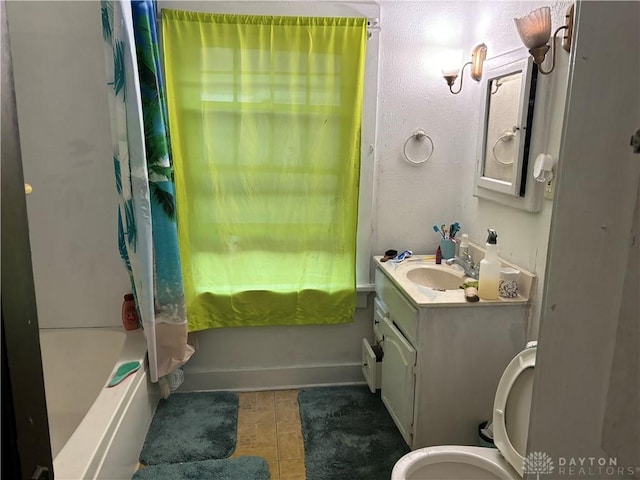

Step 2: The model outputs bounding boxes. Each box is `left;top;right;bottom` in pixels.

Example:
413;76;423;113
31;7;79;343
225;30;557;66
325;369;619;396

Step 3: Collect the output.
364;253;533;449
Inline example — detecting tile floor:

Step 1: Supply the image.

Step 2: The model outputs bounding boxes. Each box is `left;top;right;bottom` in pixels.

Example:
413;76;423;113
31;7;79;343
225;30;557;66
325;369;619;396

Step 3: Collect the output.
230;389;306;480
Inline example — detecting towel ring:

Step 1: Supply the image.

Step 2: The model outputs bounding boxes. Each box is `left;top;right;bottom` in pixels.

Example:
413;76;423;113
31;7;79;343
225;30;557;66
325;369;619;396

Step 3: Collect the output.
491;128;518;166
403;130;434;165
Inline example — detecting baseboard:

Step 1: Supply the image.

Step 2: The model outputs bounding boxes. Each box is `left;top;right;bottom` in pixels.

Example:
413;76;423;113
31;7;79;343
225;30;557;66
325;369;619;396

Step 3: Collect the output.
180;363;366;392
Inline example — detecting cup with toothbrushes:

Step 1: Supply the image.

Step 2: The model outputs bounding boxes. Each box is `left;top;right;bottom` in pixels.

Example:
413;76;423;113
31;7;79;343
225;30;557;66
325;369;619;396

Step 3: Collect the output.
433;223;459;260
439;238;456;259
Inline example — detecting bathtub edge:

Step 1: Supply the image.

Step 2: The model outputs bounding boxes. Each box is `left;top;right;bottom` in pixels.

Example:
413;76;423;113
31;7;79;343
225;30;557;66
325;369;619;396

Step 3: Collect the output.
52;329;159;480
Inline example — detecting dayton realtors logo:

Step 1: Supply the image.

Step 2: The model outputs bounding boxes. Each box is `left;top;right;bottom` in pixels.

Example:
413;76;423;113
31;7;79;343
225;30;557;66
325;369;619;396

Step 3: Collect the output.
523;451;555;480
524;451;639;478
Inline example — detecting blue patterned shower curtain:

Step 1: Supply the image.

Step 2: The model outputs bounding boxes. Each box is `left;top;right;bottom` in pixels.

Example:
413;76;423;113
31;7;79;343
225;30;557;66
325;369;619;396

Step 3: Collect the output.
101;0;193;389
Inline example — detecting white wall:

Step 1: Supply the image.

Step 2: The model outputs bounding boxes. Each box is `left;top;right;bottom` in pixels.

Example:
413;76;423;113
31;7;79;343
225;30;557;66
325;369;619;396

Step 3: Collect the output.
8;0;569;386
6;1;130;329
374;1;470;257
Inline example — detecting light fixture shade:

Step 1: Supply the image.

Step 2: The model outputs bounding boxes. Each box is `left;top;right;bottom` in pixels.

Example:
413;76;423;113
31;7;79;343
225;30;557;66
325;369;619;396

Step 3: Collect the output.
514;6;551;49
440;49;463;77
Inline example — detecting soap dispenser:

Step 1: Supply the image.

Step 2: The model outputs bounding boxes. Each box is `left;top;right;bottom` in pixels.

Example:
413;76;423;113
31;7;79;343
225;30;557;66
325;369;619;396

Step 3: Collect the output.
478;229;500;300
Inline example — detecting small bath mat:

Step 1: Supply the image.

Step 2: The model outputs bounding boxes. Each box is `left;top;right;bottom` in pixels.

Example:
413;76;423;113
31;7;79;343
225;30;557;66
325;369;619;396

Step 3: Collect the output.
139;391;238;465
298;385;410;480
131;456;270;480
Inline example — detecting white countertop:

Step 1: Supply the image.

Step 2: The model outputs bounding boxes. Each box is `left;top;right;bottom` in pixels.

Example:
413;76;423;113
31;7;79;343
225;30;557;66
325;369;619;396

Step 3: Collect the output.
374;254;534;307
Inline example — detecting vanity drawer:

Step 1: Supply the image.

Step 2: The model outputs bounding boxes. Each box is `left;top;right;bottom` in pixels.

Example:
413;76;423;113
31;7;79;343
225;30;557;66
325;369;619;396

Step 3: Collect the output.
375;268;418;346
373;297;388;342
362;338;382;393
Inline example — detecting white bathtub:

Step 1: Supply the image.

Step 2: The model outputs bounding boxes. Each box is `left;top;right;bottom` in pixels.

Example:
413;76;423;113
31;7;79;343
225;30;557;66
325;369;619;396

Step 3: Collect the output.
39;327;159;480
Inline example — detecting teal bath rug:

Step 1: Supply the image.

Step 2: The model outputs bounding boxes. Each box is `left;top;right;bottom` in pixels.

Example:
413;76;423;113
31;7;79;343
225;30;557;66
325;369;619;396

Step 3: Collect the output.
132;456;270;480
139;391;238;465
298;385;410;480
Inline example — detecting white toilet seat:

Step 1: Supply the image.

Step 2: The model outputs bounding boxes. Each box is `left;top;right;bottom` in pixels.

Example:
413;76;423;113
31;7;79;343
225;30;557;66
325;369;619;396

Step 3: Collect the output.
391;445;518;480
492;346;537;477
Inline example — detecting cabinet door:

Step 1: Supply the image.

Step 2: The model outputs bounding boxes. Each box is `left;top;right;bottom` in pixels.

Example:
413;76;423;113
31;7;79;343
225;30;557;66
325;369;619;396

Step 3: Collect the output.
380;316;416;447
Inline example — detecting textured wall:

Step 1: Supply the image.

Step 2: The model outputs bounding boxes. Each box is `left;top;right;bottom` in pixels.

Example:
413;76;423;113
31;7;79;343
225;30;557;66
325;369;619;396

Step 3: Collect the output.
373;1;471;256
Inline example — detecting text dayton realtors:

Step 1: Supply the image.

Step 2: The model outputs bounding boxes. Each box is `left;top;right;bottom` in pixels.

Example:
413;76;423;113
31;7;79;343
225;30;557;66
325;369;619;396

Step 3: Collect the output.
557;456;638;477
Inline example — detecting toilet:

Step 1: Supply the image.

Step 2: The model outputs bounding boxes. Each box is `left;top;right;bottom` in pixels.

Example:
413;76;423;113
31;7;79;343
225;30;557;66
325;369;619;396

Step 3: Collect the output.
391;342;537;480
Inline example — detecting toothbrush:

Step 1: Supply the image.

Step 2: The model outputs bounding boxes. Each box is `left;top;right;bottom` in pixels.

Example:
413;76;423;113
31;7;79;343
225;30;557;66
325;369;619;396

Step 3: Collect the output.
433;225;445;238
450;222;461;238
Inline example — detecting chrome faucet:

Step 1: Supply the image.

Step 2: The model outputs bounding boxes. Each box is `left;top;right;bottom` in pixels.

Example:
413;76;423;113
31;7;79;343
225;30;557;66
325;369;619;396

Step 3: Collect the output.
446;252;480;279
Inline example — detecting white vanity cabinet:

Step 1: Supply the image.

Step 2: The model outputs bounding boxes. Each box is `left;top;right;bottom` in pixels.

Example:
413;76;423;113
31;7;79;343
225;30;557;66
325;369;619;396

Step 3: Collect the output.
374;266;528;449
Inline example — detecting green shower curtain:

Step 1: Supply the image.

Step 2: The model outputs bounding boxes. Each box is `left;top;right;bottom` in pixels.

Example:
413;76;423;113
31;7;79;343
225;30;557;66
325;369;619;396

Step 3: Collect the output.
162;11;367;330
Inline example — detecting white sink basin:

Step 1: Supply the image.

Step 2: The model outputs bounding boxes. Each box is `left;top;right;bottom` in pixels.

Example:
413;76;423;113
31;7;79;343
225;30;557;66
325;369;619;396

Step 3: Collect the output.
406;265;465;290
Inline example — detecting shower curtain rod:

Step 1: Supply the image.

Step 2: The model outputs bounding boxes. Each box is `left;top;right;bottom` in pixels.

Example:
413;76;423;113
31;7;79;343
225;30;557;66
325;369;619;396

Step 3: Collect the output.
155;10;381;32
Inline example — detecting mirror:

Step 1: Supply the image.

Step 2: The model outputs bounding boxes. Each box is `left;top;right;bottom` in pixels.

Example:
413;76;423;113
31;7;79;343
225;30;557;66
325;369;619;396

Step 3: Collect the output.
475;54;537;198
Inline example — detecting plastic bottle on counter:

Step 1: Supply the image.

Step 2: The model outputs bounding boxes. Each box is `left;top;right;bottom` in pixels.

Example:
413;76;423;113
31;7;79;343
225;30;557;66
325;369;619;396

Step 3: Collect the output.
458;233;470;258
478;229;500;300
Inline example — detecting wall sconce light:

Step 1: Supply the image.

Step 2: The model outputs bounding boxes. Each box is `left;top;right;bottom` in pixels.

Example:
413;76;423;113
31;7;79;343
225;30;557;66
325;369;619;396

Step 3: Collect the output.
514;5;574;75
441;43;487;95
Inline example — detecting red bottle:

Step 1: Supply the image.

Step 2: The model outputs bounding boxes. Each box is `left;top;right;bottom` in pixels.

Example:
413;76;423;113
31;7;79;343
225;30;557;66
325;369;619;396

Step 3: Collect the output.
122;294;140;331
435;246;442;264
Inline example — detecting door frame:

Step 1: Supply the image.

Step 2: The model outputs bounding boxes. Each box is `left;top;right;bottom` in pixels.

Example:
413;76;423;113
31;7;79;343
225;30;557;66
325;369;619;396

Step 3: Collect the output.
1;0;53;477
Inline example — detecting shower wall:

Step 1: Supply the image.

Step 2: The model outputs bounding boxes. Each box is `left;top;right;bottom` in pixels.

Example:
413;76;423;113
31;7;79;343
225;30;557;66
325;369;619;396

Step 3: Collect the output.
7;1;129;329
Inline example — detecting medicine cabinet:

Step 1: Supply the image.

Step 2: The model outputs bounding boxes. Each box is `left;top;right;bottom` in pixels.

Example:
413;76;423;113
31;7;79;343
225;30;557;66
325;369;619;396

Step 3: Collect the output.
475;52;537;202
